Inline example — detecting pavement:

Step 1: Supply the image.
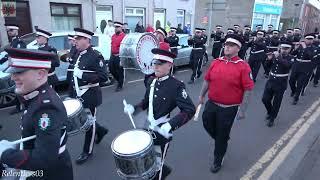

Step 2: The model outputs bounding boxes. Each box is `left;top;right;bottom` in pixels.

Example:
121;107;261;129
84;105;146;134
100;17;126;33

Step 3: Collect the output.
1;54;320;180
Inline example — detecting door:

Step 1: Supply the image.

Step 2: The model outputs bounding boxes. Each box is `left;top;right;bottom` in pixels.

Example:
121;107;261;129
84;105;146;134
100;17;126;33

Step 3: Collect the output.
4;1;32;36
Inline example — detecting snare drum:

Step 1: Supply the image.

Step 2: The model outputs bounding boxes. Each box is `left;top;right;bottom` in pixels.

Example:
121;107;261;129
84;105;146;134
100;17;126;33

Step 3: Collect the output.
111;129;157;179
62;98;92;135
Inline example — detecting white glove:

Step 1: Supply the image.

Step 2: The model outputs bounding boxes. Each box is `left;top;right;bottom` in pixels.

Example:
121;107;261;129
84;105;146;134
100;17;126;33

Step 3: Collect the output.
124;104;135;115
0;140;15;158
73;67;83;79
158;122;172;139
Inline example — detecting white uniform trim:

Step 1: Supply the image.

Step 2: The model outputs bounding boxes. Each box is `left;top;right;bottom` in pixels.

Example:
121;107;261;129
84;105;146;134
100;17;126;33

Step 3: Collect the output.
156;29;166;37
75;31;92;39
305;36;314;39
10;57;51;69
280;44;292;48
36;31;50;38
153;54;173;63
6;26;19;30
226;38;242;47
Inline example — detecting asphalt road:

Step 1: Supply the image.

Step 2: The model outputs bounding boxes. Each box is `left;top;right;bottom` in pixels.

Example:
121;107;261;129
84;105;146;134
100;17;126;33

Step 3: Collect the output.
0;61;320;180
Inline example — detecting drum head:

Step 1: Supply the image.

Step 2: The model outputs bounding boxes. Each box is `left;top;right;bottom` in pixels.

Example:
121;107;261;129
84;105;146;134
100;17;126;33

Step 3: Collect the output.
136;34;158;75
112;129;152;155
63;99;82;117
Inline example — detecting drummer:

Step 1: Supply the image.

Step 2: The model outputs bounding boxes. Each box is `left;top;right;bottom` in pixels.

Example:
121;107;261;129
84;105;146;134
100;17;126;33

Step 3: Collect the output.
70;28;109;164
0;48;73;179
124;45;196;179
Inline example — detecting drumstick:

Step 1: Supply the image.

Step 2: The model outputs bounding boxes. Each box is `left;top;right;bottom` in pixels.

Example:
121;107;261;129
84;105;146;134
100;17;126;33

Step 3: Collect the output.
123;99;136;129
10;135;37;145
193;104;202;121
67;69;95;73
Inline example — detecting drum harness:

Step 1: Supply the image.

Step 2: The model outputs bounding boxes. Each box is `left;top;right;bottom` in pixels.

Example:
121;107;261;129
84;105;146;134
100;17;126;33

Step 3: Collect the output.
72;50;97;129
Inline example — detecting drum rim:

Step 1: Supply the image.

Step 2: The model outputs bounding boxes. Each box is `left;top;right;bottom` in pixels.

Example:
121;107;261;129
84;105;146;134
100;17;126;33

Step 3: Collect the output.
111;129;153;156
63;98;83;117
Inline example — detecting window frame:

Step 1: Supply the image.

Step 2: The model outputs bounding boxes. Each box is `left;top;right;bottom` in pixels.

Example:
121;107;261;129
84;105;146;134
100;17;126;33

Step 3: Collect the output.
50;3;82;28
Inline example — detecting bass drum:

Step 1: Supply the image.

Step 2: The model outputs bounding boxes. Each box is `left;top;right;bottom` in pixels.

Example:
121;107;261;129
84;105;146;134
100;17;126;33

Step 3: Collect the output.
120;33;159;75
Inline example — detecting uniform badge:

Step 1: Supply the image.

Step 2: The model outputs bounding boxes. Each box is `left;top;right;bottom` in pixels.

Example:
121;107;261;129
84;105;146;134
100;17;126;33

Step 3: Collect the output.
99;60;104;67
182;89;188;99
249;72;253;80
39;113;51;131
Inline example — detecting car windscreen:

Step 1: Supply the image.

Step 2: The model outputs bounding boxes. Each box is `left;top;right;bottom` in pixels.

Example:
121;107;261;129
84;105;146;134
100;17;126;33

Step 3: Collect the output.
48;36;68;51
91;36;99;47
20;33;37;45
179;36;188;47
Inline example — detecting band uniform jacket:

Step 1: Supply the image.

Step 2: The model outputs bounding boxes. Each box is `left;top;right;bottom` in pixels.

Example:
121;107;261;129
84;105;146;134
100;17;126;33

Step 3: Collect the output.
135;76;196;131
10;36;27;48
211;31;224;49
266;36;280;52
165;35;180;55
265;54;294;89
0;83;73;180
0;37;26;64
69;47;108;108
38;44;60;86
291;45;317;73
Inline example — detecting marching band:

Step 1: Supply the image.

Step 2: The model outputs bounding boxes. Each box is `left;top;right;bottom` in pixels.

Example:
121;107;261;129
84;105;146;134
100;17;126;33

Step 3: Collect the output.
0;21;319;180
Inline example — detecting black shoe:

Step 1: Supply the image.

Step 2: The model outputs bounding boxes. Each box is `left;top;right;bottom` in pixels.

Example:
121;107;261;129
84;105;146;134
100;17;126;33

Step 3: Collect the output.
314;83;318;87
290;92;295;97
115;86;122;92
188;80;194;84
95;128;108;144
210;157;224;174
267;120;274;127
75;153;92;165
9;108;23;115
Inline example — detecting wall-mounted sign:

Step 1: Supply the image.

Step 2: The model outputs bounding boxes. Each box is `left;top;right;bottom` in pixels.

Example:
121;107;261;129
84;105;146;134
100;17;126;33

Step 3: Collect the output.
254;3;282;15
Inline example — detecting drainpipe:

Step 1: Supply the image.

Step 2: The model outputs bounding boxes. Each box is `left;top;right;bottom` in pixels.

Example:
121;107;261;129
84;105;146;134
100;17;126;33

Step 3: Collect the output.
122;0;125;22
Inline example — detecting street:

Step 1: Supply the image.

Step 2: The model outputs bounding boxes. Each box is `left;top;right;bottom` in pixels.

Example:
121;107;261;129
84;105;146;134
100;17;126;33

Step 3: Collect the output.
1;61;320;180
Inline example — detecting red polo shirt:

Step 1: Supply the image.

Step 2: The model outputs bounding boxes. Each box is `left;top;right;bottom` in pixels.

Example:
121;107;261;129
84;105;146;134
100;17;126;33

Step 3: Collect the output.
204;56;254;105
111;32;125;55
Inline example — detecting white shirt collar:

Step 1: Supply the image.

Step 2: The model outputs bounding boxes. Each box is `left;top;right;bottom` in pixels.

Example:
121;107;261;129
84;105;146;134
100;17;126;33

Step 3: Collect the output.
157;75;169;82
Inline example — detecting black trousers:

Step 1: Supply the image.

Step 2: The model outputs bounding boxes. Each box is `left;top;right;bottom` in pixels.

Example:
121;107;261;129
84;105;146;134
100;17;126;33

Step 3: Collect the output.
150;130;171;180
108;55;124;88
289;71;309;101
190;49;204;81
248;54;265;82
314;62;320;85
262;80;287;121
83;107;107;154
202;100;238;160
212;44;222;59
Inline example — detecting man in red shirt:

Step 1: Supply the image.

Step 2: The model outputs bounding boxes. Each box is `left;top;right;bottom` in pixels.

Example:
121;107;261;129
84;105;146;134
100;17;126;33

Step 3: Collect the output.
109;21;126;92
199;34;254;173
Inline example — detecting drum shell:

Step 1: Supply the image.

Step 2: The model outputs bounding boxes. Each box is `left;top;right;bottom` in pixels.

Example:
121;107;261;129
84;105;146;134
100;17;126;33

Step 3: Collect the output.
111;130;157;179
119;33;159;74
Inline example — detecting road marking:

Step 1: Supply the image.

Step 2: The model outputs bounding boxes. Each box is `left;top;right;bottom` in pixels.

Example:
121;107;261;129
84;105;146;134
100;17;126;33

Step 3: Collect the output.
128;79;144;84
257;105;320;180
176;69;190;73
240;97;320;180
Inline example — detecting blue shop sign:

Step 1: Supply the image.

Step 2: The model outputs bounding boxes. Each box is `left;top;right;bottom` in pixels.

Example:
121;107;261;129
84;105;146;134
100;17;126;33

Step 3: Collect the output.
254;3;282;15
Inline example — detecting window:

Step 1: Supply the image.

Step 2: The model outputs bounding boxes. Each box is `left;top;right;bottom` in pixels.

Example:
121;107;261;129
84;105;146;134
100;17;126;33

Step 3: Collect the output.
50;3;82;31
154;9;166;28
252;13;265;30
96;5;113;34
178;36;188;47
125;8;145;32
177;9;185;27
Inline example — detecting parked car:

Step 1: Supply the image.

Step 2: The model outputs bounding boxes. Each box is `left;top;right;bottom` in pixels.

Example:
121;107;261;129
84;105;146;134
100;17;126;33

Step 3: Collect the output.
0;31;112;108
172;34;208;68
